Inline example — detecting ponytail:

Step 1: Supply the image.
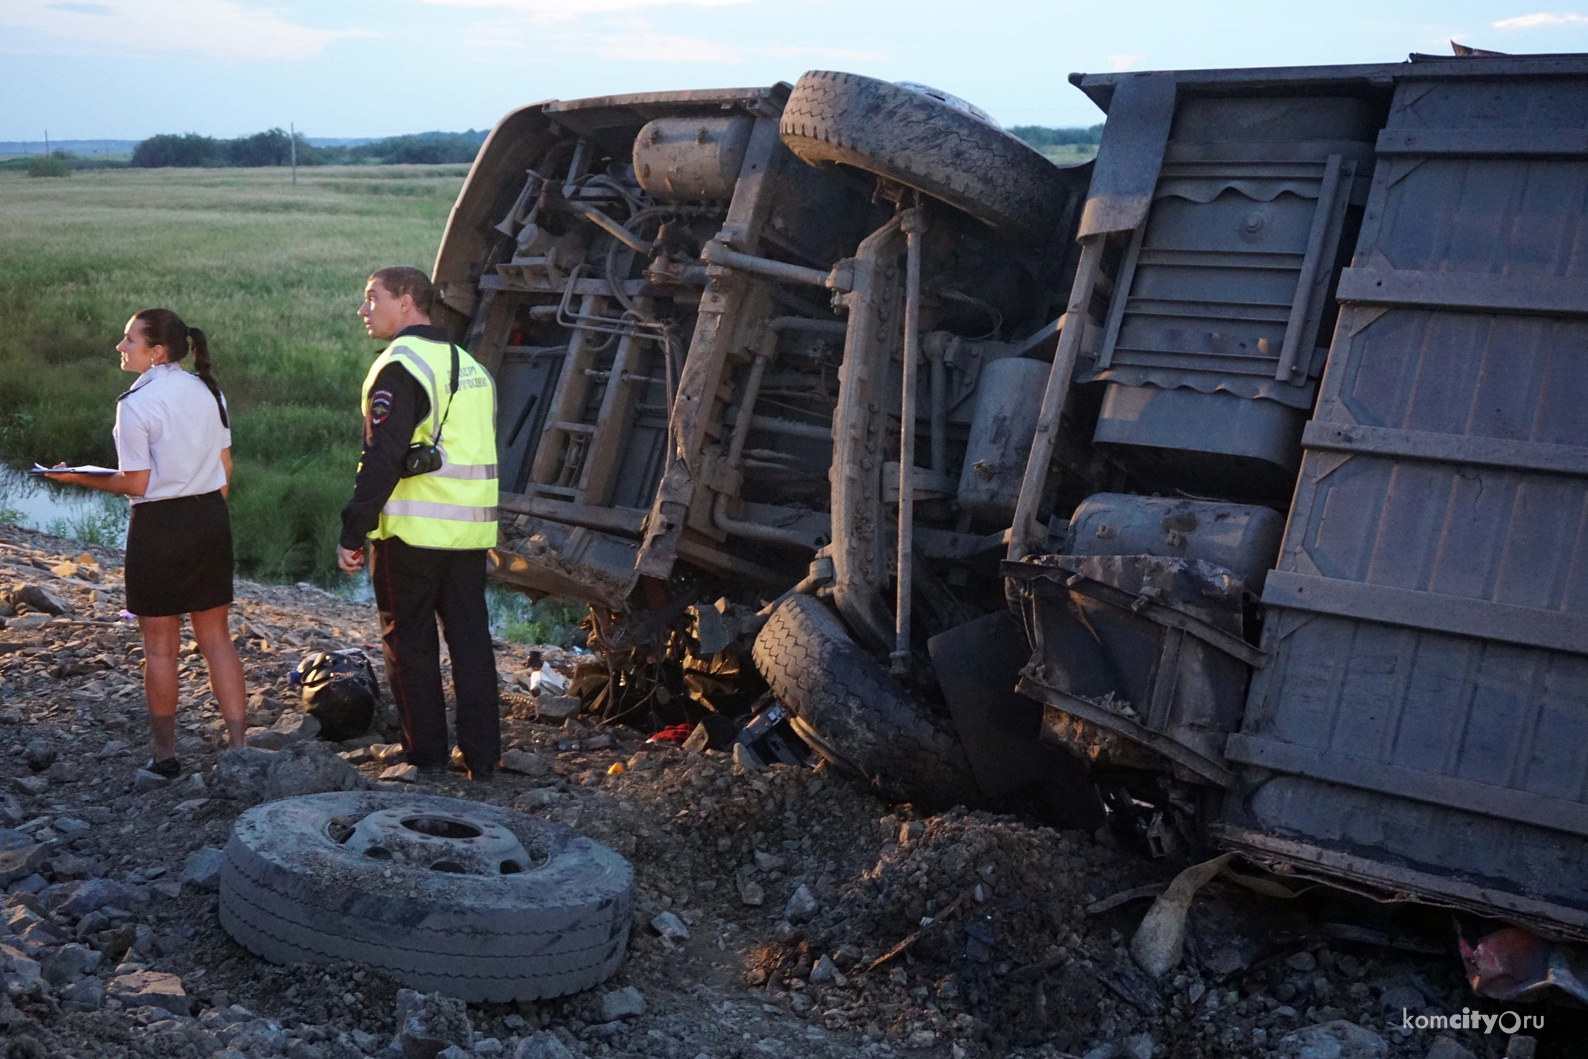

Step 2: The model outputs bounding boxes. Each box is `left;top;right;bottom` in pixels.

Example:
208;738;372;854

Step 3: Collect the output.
188;327;228;428
131;308;227;427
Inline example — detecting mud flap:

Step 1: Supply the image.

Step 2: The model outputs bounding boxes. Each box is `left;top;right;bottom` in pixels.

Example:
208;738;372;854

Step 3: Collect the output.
928;612;1098;829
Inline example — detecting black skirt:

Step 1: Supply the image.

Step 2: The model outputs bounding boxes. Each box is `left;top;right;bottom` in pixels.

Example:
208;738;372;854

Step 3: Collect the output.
124;491;234;617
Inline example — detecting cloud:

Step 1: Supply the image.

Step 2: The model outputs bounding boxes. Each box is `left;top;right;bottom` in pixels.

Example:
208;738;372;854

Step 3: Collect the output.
1107;54;1145;70
0;0;369;61
769;45;888;61
595;32;744;61
1493;11;1588;27
417;0;751;19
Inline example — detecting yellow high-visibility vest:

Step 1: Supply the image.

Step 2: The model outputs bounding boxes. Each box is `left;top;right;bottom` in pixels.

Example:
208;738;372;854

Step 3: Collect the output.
359;336;498;549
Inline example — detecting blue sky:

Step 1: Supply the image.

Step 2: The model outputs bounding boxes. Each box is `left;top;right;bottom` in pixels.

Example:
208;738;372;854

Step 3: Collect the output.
3;0;1586;140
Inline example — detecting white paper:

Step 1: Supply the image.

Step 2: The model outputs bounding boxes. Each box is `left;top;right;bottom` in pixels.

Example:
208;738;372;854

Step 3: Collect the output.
31;463;118;476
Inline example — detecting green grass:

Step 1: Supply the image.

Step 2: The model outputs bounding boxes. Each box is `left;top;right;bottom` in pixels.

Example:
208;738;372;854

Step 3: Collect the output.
0;164;468;583
1041;143;1099;164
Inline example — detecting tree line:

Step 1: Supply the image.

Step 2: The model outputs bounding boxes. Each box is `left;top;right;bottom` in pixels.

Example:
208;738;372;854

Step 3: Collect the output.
130;128;487;168
1008;124;1105;148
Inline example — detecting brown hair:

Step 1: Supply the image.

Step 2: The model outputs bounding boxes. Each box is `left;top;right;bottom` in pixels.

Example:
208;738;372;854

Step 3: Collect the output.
369;266;435;316
131;308;228;428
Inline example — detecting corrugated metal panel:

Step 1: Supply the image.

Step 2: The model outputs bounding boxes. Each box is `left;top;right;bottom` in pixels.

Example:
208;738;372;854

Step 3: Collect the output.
1079;97;1378;497
1221;70;1588;927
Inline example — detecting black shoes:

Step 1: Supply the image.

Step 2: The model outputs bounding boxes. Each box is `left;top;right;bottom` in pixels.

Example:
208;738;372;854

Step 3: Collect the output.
144;756;181;779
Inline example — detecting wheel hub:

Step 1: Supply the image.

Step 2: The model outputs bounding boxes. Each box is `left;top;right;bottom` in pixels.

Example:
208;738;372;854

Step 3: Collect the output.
341;808;535;876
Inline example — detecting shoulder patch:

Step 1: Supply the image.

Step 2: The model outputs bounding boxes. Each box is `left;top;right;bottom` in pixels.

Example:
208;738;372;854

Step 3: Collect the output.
368;389;394;425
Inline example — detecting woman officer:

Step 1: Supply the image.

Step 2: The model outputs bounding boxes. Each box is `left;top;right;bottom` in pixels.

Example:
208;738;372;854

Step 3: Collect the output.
47;309;247;775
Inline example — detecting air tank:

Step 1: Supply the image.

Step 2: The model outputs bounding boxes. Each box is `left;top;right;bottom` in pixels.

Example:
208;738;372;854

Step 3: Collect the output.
633;116;754;203
956;357;1051;524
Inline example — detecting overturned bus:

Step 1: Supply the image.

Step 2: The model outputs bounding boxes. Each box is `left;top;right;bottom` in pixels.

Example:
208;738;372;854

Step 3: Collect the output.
427;53;1588;942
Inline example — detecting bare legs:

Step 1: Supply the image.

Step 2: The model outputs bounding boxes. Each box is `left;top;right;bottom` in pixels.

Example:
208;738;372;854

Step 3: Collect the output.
137;603;248;762
138;615;181;761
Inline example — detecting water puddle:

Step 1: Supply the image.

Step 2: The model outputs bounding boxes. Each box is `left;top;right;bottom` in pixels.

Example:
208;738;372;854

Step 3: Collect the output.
0;464;128;546
2;464;577;644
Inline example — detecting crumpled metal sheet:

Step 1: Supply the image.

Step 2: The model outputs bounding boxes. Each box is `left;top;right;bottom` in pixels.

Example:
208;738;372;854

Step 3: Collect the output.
1459;925;1588;1005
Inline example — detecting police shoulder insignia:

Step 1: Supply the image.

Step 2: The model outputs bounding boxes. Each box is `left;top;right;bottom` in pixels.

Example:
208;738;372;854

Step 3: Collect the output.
369;389;393;425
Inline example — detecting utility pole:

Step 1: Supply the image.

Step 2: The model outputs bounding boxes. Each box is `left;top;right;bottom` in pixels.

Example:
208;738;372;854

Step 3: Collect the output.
290;122;297;185
44;130;49;157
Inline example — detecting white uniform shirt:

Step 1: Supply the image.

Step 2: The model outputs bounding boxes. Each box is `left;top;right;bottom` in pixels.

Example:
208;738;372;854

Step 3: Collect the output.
113;362;231;504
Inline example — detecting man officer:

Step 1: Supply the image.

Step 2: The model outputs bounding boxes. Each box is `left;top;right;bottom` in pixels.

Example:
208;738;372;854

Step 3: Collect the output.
337;266;501;779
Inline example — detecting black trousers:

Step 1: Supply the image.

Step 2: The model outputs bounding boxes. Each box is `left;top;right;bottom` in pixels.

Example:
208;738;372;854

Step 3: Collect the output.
367;537;499;770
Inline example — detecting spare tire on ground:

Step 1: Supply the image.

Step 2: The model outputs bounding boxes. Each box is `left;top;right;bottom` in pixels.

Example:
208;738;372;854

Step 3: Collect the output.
219;792;632;1002
752;594;979;810
779;70;1073;235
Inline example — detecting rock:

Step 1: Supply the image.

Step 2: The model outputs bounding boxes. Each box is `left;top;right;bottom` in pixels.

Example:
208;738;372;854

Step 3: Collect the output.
784;884;818;922
40;943;100;984
651;911;689;941
0;844;48;887
11;775;48;797
1281;1020;1388;1059
435;1048;469;1059
96;740;129;760
339;747;371;765
21;740;55;772
1425;1039;1477;1059
1508;1038;1537;1059
216;747;276;802
737;874;764;907
43;760;75;784
808;954;837;984
247;711;319;750
514;1032;575;1059
473;1039;504;1057
1285;950;1317;972
0;829;28;852
732;743;764;771
132;769;170;792
2;951;41;994
500;750;551;777
371;743;406;763
1122;1034;1155;1059
1380;984;1425;1012
54;877;133;917
753;851;784;872
52;817;89;835
266;742;362;800
107;970;188;1015
382;764;419;783
60;975;104;1010
0;793;24;824
534;695;581;721
513;789;560;811
182;847;226;891
395;989;473;1059
598;985;645;1021
12;584;70;615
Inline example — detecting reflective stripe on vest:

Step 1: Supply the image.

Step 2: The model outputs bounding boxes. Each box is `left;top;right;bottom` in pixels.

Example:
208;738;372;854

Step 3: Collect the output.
427;461;498;480
382;500;498;522
359;335;498;550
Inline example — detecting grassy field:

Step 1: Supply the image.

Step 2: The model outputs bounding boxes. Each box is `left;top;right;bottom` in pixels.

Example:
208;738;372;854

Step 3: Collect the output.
0;164;468;584
1040;143;1099;164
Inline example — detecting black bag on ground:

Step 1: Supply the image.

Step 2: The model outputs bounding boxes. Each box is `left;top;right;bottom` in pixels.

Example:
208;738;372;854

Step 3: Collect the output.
295;650;380;740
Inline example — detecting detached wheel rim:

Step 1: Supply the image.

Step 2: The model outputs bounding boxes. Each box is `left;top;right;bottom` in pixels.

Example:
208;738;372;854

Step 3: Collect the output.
341;807;546;877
